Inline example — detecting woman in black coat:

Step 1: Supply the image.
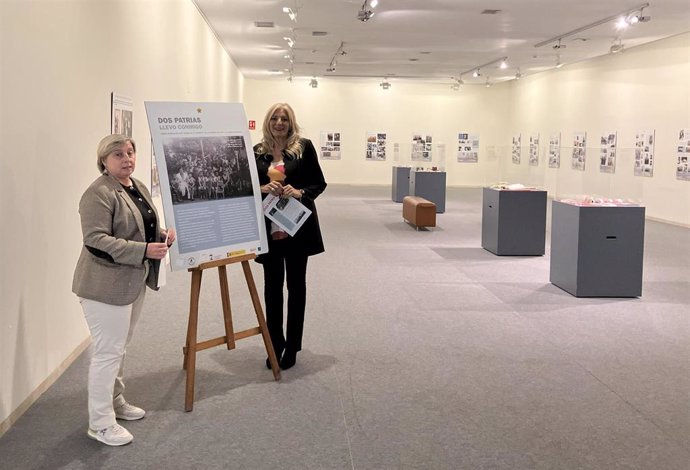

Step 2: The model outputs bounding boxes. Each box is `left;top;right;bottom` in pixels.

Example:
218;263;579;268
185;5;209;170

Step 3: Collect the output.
254;103;327;369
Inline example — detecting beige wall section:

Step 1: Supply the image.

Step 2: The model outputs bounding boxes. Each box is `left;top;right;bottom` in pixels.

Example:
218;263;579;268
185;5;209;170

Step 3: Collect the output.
0;0;242;429
244;32;689;225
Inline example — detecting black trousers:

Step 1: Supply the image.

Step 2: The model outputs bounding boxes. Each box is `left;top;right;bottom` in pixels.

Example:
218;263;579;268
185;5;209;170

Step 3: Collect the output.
262;241;309;356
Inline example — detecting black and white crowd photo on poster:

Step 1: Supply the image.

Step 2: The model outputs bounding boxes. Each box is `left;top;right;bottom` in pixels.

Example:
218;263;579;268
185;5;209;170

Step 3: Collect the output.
162;135;253;204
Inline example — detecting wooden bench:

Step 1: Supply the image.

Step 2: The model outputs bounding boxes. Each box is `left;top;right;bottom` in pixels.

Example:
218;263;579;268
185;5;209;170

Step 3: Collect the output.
403;196;436;229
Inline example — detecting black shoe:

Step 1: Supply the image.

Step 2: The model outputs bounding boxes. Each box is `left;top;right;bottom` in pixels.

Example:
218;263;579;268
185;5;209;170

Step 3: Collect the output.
280;350;297;370
266;348;283;369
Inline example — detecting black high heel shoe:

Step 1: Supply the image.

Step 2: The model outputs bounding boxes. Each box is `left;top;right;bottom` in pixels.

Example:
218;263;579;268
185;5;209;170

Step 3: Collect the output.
280;350;297;370
266;349;283;369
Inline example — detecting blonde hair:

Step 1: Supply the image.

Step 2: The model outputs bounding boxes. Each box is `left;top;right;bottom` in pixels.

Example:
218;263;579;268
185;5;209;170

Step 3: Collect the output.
257;103;303;157
96;134;136;173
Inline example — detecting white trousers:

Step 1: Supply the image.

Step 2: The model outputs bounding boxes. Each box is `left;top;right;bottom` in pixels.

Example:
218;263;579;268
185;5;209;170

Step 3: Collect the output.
80;282;146;430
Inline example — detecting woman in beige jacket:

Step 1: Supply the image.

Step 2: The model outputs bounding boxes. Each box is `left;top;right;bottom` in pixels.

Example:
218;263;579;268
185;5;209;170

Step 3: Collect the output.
72;134;175;446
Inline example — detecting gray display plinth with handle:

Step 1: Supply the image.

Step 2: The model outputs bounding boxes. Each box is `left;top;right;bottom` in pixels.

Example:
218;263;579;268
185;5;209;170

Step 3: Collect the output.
481;188;547;256
391;166;411;202
549;201;645;297
409;170;446;213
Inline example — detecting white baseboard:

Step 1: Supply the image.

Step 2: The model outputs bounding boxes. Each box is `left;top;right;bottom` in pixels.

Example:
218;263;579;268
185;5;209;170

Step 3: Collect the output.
0;337;91;438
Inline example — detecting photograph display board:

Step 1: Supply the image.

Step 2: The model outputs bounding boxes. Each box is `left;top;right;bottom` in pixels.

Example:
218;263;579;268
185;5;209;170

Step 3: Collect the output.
634;130;655;177
511;134;521;164
145;101;268;270
676;129;690;181
111;93;133;137
548;133;561;168
366;132;387;161
571;132;587;171
411;134;432;161
529;134;540;167
457;133;479;163
320;131;341;160
599;131;617;174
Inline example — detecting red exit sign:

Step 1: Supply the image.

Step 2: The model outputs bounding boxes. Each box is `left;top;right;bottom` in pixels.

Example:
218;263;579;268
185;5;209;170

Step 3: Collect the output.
248;120;256;130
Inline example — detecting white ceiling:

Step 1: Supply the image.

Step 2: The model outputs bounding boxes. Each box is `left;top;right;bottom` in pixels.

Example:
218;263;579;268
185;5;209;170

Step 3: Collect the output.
193;0;690;85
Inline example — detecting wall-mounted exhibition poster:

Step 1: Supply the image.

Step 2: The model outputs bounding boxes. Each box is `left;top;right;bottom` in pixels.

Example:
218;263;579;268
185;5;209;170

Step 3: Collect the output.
411;134;432;161
320;131;341;160
633;130;655;177
571;132;587;171
111;93;133;137
677;128;690;181
145;101;268;270
529;134;540;167
548;133;561;168
511;134;521;164
457;133;479;162
366;132;387;161
599;131;617;174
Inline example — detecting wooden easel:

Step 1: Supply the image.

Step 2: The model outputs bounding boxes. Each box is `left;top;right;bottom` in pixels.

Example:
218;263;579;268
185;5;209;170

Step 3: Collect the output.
182;253;280;411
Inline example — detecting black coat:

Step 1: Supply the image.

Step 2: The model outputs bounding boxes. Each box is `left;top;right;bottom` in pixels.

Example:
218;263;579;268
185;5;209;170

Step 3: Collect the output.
254;138;327;262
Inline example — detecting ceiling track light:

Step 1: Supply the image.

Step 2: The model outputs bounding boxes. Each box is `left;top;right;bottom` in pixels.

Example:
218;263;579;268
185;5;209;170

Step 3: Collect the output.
499;59;508;69
358;0;377;22
534;2;650;48
309;78;318;88
283;36;295;48
380;78;391;89
515;68;522;80
282;7;297;22
485;77;492;88
610;38;624;54
457;56;507;82
326;41;345;73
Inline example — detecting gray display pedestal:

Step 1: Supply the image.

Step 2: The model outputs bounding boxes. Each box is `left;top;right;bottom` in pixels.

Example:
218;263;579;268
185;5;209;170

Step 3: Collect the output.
481;188;547;256
549;201;645;297
391;166;411;202
409;170;446;213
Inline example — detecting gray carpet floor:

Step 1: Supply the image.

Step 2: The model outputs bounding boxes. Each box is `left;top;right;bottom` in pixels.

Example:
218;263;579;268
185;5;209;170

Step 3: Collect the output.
1;185;689;470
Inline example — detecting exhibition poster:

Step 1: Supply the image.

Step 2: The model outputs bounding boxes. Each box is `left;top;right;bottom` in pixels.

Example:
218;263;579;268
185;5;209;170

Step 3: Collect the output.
633;130;655;177
366;132;387;161
548;133;561;168
411;134;432;161
599;131;617;174
457;133;479;163
676;129;690;181
571;132;587;171
111;93;133;138
145;101;268;270
529;134;540;167
320;131;341;160
511;134;521;164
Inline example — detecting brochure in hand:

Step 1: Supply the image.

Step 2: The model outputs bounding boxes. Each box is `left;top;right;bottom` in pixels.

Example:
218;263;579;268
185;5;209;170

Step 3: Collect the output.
262;194;312;237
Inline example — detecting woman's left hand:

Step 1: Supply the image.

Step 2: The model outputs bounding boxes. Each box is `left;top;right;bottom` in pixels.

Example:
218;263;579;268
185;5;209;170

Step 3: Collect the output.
162;228;176;246
281;184;302;199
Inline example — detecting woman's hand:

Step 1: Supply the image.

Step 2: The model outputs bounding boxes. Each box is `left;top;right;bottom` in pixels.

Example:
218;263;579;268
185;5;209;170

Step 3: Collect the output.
281;184;302;198
262;181;284;196
146;242;169;260
162;228;176;247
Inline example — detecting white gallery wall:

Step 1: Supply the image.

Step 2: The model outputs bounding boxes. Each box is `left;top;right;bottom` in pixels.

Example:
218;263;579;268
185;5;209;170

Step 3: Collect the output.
0;0;243;430
244;32;690;226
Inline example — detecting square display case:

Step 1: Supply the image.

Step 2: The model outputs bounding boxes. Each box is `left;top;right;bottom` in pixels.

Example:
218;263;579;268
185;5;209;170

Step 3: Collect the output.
391;166;411;202
549;201;645;297
481;188;547;256
409;170;446;213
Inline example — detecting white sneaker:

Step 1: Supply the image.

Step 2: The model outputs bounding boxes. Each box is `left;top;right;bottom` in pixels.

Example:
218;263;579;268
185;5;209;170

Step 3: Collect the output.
114;402;146;421
87;423;133;446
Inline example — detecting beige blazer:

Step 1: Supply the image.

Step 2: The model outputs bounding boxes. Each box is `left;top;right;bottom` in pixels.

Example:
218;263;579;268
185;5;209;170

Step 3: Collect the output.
72;174;162;305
